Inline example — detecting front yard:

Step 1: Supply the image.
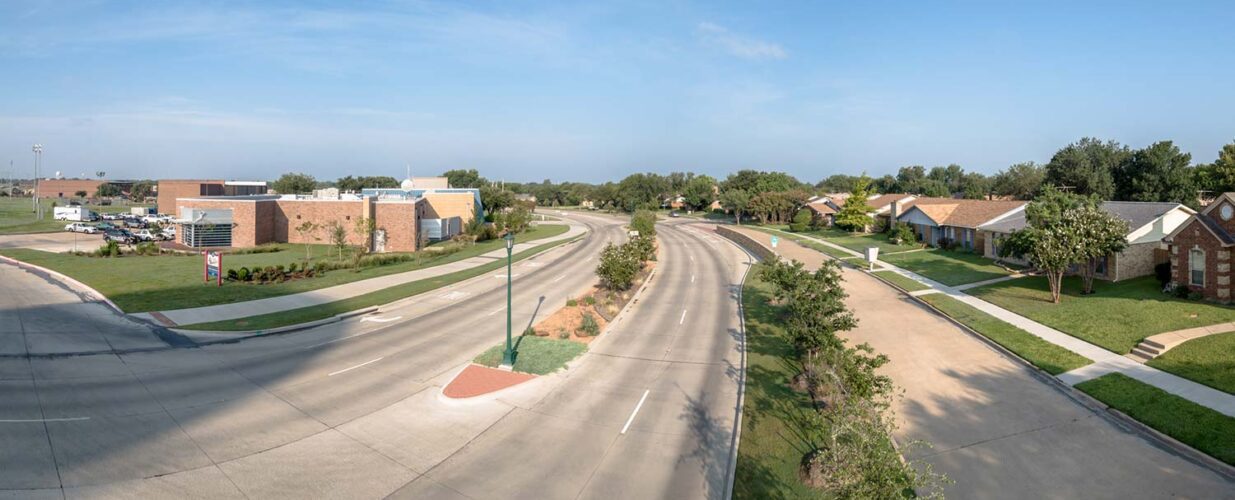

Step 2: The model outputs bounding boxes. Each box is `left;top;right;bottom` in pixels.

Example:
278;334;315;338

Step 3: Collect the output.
1147;332;1235;395
880;249;1012;286
967;276;1235;354
785;226;920;255
0;224;568;313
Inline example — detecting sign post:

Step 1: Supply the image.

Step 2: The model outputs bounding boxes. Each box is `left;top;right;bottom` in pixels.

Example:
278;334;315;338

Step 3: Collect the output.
864;246;879;271
205;251;222;286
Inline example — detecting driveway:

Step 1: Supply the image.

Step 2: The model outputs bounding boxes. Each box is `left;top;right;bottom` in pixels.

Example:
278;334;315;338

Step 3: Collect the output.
0;231;103;253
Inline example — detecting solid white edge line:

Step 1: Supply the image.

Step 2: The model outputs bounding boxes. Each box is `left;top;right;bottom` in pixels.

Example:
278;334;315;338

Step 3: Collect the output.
328;357;384;377
620;389;651;435
0;417;90;423
679;309;687;325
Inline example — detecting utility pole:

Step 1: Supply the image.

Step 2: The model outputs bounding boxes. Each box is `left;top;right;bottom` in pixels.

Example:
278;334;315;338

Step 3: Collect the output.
32;144;43;219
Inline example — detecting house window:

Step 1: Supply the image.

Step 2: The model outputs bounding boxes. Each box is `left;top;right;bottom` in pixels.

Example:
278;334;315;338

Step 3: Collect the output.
1190;248;1205;286
1095;255;1108;276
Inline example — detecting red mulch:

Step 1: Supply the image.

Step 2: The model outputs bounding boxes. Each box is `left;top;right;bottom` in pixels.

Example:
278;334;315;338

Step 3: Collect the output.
443;364;536;399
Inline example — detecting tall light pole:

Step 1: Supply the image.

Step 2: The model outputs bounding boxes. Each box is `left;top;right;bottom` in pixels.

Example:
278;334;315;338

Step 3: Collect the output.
32;144;43;219
501;231;516;368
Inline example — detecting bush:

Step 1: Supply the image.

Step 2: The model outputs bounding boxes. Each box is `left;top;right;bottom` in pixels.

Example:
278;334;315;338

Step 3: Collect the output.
1188;291;1204;301
584;295;596;305
1154;261;1171;287
566;298;578;307
579;313;600;336
630;209;657;237
596;242;640;290
288;262;298;273
936;237;958;251
1172;284;1191;299
237;267;251;282
558;328;570;340
227;244;282;255
226;269;239;281
523;326;537;337
95;240;122;257
888;222;916;246
134;242;160;255
788;208;813;232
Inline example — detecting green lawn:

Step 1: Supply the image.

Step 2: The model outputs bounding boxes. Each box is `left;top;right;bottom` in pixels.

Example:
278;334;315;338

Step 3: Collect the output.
880;249;1011;286
0;224;569;313
968;275;1235;354
733;268;836;499
919;294;1091;375
746;226;857;260
1147;332;1235;395
178;236;579;331
1076;373;1235;466
790;226;921;255
474;335;587;375
0;198;151;235
871;270;931;292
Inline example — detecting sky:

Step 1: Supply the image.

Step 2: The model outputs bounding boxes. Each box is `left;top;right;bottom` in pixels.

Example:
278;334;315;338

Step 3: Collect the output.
2;0;1234;184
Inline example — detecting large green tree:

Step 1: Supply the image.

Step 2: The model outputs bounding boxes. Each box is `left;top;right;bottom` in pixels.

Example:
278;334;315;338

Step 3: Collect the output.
720;170;802;196
441;169;486;188
1073;206;1129;294
719;188;751;225
991;162;1045;200
1196;140;1235;193
615;173;670;212
681;174;718;211
1115;140;1195;207
1044;137;1128;199
271;172;318;194
816;174;860;193
834;175;875;232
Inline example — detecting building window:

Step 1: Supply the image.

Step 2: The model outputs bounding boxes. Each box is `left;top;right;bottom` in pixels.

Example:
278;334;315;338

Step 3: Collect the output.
181;223;233;248
1190;248;1205;286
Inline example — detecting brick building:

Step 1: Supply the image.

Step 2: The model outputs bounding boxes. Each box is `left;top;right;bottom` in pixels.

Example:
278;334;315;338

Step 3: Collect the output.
1164;193;1235;302
36;179;136;198
157;180;268;214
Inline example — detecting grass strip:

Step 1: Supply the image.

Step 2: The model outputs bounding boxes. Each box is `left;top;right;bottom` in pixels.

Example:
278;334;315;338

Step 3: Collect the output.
871;270;931;292
733;267;835;499
1147;332;1235;395
178;236;579;331
746;227;857;261
473;335;587;375
1075;372;1235;466
919;293;1091;375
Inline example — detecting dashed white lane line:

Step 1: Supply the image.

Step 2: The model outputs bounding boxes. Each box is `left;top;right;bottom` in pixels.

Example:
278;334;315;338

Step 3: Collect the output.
691;274;695;283
0;417;90;423
360;315;402;323
552;274;566;283
679;309;687;325
620;390;651;435
328;357;384;377
487;306;505;316
493;274;521;279
303;330;380;349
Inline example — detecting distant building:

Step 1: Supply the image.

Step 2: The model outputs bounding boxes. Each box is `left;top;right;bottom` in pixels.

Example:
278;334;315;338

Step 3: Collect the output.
157;180;268;214
37;178;136;198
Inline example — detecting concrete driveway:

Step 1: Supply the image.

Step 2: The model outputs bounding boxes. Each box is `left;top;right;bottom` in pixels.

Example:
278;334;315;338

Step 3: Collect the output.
0;231;103;253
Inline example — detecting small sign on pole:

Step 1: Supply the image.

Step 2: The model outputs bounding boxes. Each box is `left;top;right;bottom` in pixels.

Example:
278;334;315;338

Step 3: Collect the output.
204;251;222;286
864;246;879;271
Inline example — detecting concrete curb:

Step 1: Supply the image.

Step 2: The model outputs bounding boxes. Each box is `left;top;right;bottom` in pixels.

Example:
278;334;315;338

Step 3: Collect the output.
868;267;1235;482
0;254;123;314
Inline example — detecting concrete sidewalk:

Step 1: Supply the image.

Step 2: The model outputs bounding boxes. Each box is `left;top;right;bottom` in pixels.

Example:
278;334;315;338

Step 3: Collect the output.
137;223;587;326
764;227;1235;419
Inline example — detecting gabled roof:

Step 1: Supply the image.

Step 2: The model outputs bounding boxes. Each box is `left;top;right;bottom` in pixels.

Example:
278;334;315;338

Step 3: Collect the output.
807;202;836;215
865;193;915;213
899;198;1026;229
981;201;1191;235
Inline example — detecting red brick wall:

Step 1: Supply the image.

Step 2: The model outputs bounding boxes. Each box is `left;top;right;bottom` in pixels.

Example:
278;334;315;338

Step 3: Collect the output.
173;198;261;248
375;201;418;252
158;180;224;215
275;199;374;247
37;179;104;198
1210;199;1235;236
1169;217;1231;302
175;196;419;252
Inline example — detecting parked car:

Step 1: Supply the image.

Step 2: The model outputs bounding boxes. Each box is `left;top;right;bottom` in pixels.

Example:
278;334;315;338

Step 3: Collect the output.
103;229;137;244
100;213;121;220
122;218;145;229
669;211;680;218
141;214;170;225
161;226;176;240
131;229;162;242
64;223;98;234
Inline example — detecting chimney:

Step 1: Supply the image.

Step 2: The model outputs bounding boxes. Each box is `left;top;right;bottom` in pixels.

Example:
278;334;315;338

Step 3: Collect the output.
891;199;901;220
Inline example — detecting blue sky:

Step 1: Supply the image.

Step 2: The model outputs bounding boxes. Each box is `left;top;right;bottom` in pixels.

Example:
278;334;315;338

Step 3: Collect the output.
2;1;1233;183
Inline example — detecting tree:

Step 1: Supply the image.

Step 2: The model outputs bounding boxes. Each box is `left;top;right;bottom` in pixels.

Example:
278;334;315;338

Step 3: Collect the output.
271;172;318;194
293;221;320;262
129;181;155;201
630;209;657;237
1115;140;1196;207
720;189;751;225
335;176;398;191
503;205;532;233
1195;140;1235;193
74;190;87;198
720;170;802;196
789;208;812;232
958;171;991;199
327;221;349;259
834;175;875;232
596;242;639;290
893;165;927;193
1001;222;1077;304
442;169;486;188
1072;206;1129;294
682;175;717;211
95;183;122;198
816;174;859;193
1044;137;1128;199
991;162;1045;200
615;173;670;212
479;185;515;217
1025;185;1099;226
352;217;376;262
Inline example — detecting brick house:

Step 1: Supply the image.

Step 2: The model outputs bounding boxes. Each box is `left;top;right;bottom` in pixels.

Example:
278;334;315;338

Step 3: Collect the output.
981;201;1194;281
896;198;1026;251
1164;193;1235;302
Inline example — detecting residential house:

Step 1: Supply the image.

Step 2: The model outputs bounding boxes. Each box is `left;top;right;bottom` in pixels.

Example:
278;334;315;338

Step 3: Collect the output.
896;198;1026;251
1164;193;1235;302
983;201;1193;281
866;193;917;228
806;195;842;226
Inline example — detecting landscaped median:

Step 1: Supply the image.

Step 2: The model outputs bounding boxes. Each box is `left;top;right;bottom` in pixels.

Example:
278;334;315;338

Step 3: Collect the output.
177;234;580;331
1076;373;1235;467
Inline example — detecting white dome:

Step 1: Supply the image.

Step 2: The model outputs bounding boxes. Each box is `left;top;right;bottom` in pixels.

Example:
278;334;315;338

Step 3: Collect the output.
400;178;415;190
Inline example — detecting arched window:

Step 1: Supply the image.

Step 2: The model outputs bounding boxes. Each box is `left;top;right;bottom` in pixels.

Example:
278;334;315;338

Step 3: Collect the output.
1190;248;1206;286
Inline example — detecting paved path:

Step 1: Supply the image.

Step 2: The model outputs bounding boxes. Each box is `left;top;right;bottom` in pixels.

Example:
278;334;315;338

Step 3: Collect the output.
763;228;1235;418
143;222;588;326
727;226;1235;497
0;231;103;253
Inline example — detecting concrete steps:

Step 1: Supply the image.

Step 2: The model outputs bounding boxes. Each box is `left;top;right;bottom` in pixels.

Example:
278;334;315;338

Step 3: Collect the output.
1126;338;1175;363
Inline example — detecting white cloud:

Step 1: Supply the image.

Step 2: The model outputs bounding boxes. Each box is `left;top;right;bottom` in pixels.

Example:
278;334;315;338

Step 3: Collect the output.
696;22;787;60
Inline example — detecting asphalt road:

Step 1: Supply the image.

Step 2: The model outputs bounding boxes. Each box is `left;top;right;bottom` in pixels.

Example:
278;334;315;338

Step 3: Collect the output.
0;212;754;499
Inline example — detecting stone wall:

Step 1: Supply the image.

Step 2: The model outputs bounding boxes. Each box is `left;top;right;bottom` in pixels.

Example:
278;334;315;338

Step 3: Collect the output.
1113;242;1159;282
715;226;774;260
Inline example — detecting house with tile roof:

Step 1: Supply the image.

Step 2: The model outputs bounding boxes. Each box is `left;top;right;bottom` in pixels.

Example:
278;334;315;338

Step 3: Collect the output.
982;201;1194;281
1164;193;1235;302
895;198;1026;251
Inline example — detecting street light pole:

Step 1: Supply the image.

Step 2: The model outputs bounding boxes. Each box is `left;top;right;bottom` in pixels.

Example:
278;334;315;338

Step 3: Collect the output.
501;231;516;368
32;144;43;219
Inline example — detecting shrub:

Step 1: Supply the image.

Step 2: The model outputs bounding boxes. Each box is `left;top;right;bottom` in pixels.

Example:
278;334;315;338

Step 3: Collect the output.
1172;284;1191;299
1188;291;1204;301
584;295;596;305
888;222;916;246
95;240;122;257
227;244;282;255
788;208;812;232
523;326;537;337
237;267;251;282
566;298;578;307
1154;261;1171;287
596;242;640;290
558;328;570;340
134;242;160;255
226;269;239;281
579;313;600;336
288;262;298;273
630;209;657;237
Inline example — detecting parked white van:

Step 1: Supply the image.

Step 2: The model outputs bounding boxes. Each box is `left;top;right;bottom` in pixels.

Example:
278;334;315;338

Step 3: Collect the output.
53;206;96;222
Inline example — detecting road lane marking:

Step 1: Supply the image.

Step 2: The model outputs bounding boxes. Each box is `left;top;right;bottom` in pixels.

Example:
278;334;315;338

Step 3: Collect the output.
0;417;90;423
620;390;651;435
679;309;687;324
493;274;520;279
691;274;695;283
690;255;694;262
438;291;470;301
487;306;505;316
328;357;384;377
552;274;566;283
360;315;402;323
